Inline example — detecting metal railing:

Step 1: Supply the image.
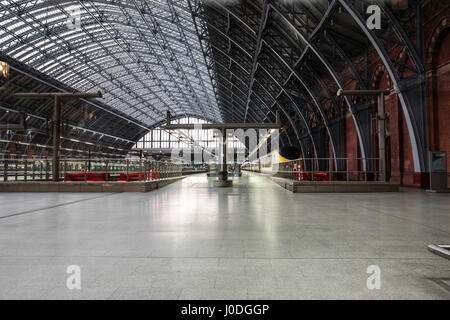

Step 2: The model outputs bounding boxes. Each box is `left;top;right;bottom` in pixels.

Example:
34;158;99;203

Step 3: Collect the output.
0;158;183;182
243;158;382;182
181;164;207;174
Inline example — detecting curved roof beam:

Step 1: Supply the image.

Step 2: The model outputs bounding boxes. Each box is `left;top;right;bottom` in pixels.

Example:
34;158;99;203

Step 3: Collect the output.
209;51;302;148
203;1;371;163
338;0;425;172
212;59;284;126
269;2;369;164
203;4;320;153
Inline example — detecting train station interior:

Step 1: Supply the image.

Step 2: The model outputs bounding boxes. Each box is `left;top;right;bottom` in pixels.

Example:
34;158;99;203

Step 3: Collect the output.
0;0;449;300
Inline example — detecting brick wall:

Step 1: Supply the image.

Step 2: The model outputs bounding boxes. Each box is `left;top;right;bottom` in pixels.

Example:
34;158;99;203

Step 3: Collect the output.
335;2;449;187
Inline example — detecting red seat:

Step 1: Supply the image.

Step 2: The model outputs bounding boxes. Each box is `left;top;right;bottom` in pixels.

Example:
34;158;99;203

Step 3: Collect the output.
313;172;330;182
65;172;109;182
86;172;109;182
65;173;85;181
300;172;330;181
118;172;144;182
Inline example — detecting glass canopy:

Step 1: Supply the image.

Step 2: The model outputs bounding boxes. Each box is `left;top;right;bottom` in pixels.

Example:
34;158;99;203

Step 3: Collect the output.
0;0;222;126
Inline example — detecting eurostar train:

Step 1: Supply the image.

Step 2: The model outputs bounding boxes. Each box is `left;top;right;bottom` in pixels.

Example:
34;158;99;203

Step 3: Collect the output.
242;146;301;174
243;147;334;182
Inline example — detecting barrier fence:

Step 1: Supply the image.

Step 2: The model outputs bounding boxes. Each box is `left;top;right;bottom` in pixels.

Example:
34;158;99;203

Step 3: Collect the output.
0;158;184;182
243;158;382;182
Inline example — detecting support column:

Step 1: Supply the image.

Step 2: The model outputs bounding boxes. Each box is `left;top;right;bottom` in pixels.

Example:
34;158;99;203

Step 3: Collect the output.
219;128;228;181
378;93;387;182
88;148;91;172
338;89;390;182
52;96;61;182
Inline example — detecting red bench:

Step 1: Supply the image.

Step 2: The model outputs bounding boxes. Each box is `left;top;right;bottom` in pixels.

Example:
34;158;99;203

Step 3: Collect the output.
65;172;109;182
86;172;109;182
65;172;86;181
118;170;161;181
297;172;330;182
119;172;145;182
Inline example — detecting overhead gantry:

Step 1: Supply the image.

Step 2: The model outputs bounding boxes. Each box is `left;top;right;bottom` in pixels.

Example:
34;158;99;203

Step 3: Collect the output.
13;91;103;181
162;111;281;186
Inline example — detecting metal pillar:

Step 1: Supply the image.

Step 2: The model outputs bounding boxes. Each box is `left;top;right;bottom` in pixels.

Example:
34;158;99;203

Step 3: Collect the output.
220;129;228;181
377;93;387;183
88;149;92;172
3;159;7;182
338;89;390;182
53;96;61;182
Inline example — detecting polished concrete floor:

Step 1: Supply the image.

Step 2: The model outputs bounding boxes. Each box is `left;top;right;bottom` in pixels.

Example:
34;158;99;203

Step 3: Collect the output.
0;172;449;300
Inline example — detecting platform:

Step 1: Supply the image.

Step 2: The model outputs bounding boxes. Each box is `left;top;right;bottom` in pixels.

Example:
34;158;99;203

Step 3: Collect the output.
0;172;448;299
270;176;399;193
0;176;184;193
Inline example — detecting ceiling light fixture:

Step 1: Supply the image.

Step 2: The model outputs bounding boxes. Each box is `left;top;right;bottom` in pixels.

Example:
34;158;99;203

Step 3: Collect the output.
0;61;10;78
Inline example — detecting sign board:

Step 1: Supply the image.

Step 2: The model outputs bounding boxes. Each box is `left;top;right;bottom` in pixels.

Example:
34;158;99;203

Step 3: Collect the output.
428;151;448;192
430;151;447;172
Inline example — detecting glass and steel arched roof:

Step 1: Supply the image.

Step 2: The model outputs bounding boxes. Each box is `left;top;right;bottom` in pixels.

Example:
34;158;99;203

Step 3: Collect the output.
0;0;222;125
0;0;427;169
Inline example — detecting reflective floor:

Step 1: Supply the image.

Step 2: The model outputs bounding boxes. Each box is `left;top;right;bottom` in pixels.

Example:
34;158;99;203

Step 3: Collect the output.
0;172;449;299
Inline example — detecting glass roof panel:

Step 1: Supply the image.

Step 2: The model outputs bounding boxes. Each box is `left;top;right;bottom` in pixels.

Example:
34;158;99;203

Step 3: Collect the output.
0;0;222;125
